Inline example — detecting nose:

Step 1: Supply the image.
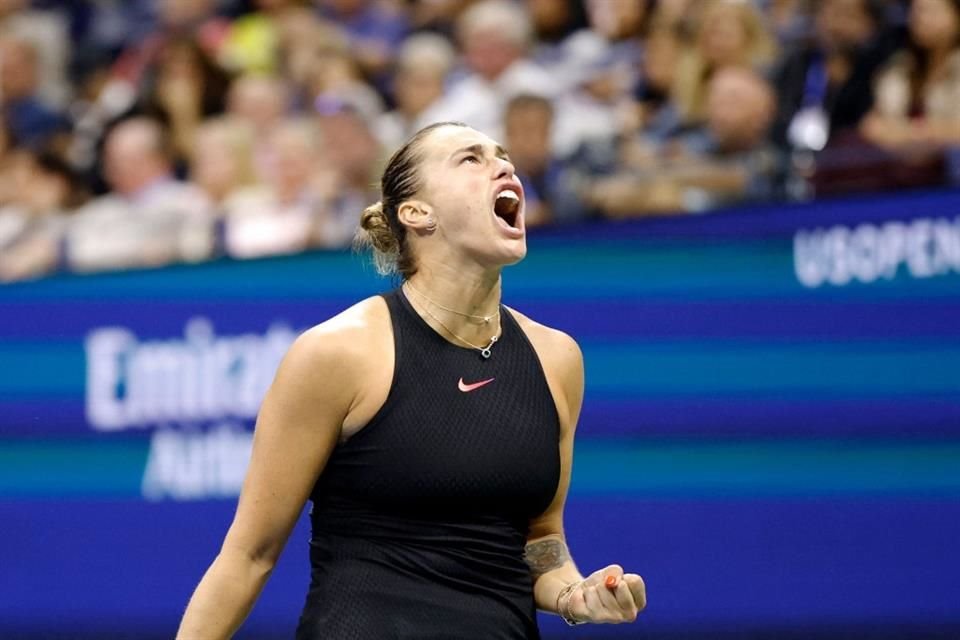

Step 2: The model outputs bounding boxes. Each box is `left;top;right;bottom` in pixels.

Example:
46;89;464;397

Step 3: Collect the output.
494;155;516;181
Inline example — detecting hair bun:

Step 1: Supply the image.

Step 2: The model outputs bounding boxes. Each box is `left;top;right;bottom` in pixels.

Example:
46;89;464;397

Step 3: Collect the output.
356;201;400;274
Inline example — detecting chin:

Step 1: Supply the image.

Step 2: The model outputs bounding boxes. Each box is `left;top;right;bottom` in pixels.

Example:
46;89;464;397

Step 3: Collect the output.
499;239;528;267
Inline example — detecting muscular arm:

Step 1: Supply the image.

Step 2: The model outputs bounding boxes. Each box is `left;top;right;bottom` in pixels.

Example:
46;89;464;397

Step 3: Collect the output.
176;318;369;639
522;324;645;623
515;320;586;612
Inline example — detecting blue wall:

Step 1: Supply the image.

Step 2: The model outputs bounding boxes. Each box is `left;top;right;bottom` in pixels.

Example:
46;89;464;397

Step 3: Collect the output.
2;189;960;638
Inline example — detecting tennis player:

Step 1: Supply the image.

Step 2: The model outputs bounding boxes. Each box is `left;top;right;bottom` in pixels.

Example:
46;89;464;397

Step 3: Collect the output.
176;122;646;639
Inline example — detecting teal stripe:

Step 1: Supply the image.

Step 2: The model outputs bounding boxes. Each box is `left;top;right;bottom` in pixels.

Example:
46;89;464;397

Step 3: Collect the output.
0;440;147;497
1;340;956;396
3;244;958;302
3;439;959;500
572;440;960;497
584;343;960;394
0;343;84;393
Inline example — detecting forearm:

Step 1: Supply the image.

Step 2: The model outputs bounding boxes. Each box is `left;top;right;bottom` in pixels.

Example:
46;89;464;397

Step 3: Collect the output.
176;547;274;639
524;534;584;614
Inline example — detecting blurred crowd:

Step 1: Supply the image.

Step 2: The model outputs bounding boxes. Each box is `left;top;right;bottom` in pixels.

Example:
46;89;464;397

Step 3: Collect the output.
1;0;959;282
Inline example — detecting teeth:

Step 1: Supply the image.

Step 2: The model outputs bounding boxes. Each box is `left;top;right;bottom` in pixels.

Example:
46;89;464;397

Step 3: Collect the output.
497;190;519;201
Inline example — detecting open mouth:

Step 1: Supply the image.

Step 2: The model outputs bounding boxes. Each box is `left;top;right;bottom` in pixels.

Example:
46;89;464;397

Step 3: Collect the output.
493;188;521;229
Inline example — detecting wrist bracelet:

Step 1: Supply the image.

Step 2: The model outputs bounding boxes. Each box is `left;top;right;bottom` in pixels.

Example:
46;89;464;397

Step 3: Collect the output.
556;580;585;626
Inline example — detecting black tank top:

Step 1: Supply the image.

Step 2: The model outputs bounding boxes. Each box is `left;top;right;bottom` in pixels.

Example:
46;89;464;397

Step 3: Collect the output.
296;288;561;640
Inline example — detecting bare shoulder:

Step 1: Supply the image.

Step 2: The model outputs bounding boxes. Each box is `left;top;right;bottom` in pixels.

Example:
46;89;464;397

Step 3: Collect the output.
276;295;391;395
506;305;583;375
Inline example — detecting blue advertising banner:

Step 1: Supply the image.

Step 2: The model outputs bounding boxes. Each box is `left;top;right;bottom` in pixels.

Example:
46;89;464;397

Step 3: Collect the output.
2;188;959;638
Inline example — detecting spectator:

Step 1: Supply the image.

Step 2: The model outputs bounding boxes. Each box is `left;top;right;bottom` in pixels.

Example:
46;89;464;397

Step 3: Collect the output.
0;0;71;108
0;152;85;282
190;117;258;211
314;104;383;246
631;17;685;141
139;37;233;169
861;0;960;151
528;0;591;80
503;93;563;226
587;67;781;216
375;33;456;151
227;73;292;180
0;35;67;151
183;117;258;258
274;9;348;99
110;0;227;89
773;0;897;152
672;0;777;127
223;118;332;258
420;0;555;141
64;117;206;273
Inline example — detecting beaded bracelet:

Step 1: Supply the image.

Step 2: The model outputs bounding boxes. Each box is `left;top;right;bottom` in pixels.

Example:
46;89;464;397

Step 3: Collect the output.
556;580;585;626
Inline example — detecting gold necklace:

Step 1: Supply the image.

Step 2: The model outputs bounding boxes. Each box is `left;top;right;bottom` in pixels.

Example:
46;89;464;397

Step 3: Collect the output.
405;281;500;325
411;291;502;359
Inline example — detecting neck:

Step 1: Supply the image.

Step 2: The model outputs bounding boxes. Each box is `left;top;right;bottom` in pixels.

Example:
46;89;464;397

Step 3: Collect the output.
404;260;503;345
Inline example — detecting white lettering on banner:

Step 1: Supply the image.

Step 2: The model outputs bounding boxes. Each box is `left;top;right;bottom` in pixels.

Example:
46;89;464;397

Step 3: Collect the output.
85;317;297;431
84;317;299;501
141;423;253;501
794;216;960;288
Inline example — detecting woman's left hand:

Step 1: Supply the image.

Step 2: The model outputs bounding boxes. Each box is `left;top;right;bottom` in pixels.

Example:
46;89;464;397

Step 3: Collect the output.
563;564;646;624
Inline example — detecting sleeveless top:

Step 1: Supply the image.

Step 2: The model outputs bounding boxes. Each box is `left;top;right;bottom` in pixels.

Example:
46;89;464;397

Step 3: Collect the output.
295;288;562;640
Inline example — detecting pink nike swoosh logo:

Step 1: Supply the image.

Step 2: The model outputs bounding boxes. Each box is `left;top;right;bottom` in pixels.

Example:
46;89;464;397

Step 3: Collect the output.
458;377;495;392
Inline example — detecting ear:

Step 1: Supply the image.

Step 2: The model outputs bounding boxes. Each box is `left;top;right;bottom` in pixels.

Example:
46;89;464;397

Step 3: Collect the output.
397;200;436;233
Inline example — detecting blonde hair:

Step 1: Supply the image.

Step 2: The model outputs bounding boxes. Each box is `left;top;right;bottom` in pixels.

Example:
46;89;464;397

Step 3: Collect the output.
673;0;777;125
356;201;401;276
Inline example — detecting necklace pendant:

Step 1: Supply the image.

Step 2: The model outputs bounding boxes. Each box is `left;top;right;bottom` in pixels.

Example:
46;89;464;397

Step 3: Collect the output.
480;346;492;359
483;316;491;324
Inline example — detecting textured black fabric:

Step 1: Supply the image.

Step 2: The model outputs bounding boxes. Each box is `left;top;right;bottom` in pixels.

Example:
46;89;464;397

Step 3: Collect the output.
295;288;561;640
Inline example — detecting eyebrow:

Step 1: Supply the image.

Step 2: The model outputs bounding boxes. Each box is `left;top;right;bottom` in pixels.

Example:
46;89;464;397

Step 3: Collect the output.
452;143;511;162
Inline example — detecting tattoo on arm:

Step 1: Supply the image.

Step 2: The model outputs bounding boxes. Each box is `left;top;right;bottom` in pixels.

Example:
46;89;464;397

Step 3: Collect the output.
524;537;571;581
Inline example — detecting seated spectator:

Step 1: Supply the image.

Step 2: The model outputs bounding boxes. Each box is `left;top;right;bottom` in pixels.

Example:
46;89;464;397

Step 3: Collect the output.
549;30;637;156
274;9;349;99
503;93;564;226
631;17;684;141
227;73;292;180
528;0;592;87
672;0;777;127
138;37;232;170
375;33;455;151
64;117;206;273
586;67;782;217
420;0;555;142
182;117;258;258
773;0;898;152
0;35;67;151
314;103;383;247
222;118;333;258
110;0;228;89
861;0;960;151
0;152;86;282
0;0;71;109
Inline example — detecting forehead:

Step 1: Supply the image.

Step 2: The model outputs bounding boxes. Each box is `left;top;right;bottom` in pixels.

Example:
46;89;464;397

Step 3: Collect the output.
421;125;505;160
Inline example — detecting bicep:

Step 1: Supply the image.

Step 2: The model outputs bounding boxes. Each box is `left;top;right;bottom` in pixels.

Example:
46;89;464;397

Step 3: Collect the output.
220;334;354;566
